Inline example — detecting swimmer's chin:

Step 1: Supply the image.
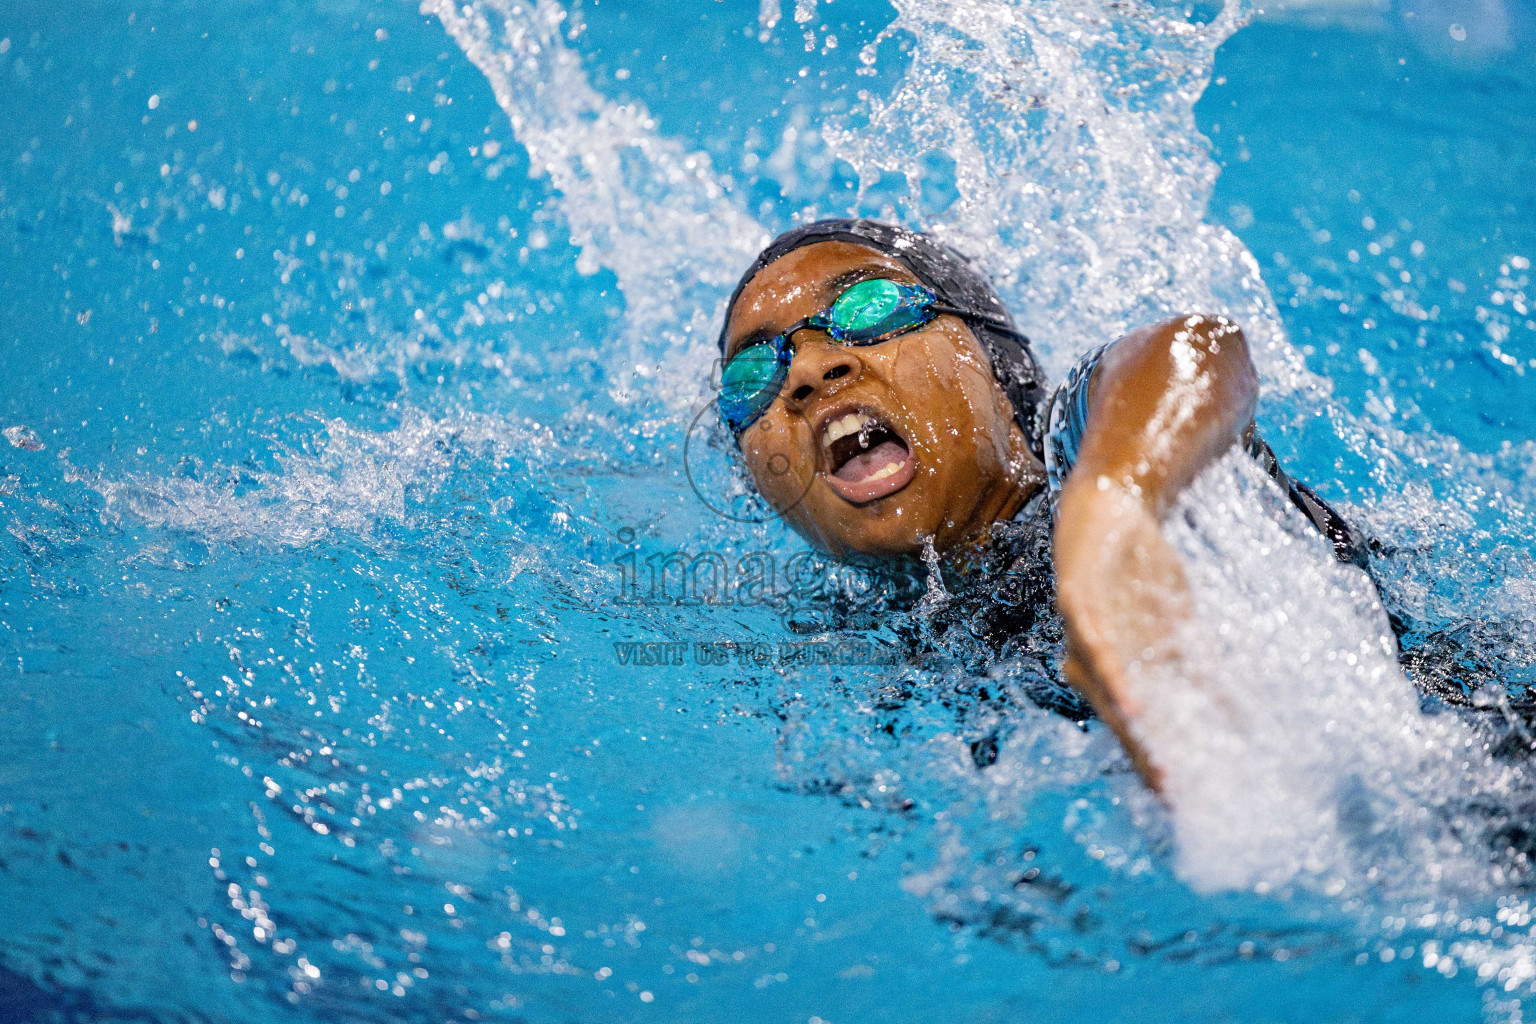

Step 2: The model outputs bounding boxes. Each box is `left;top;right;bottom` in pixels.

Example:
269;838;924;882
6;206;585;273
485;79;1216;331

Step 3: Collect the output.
795;491;939;562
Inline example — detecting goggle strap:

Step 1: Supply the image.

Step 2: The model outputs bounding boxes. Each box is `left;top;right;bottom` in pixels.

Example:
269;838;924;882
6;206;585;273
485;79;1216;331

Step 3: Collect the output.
930;303;1030;344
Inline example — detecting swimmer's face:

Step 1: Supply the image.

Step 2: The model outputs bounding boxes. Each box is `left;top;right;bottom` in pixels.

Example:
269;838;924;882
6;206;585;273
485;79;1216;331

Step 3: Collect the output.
723;240;1041;559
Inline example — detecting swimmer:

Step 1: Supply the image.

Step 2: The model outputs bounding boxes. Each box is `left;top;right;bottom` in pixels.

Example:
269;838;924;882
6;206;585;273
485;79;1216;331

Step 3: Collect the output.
714;219;1374;788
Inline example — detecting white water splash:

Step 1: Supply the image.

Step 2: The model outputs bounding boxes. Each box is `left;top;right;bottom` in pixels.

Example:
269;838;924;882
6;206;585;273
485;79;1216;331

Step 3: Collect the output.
826;0;1306;388
759;0;783;42
81;410;554;549
420;0;770;411
1145;453;1522;896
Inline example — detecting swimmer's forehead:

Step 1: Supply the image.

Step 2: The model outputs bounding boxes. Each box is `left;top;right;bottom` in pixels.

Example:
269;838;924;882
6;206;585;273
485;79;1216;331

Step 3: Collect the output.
724;241;920;358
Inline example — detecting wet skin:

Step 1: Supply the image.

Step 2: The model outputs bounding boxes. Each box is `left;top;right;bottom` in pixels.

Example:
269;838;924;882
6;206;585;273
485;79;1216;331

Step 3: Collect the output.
724;240;1047;559
723;240;1260;789
1052;314;1257;789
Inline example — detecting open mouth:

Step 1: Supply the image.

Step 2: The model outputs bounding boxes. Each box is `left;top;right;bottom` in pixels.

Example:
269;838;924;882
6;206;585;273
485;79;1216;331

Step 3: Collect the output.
820;410;917;505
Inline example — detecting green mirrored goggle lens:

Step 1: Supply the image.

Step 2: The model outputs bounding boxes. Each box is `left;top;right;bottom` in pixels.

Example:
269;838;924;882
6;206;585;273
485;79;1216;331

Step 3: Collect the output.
824;278;935;342
829;278;902;333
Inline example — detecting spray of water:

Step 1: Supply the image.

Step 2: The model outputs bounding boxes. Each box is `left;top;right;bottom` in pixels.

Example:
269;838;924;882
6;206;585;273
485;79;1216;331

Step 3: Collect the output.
77;410;557;549
825;0;1303;383
421;0;769;409
1147;454;1526;896
407;0;1536;980
66;0;1536;1009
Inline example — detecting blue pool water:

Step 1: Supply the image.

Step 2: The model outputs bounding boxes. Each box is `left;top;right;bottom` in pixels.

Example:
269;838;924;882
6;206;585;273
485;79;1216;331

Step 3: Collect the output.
2;1;1535;1021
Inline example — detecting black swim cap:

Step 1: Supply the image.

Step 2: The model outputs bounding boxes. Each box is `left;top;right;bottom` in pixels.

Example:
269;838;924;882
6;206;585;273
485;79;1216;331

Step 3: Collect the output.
717;218;1049;454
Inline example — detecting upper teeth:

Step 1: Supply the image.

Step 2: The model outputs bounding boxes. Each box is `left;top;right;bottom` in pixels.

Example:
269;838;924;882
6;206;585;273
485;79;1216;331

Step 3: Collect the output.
823;413;872;448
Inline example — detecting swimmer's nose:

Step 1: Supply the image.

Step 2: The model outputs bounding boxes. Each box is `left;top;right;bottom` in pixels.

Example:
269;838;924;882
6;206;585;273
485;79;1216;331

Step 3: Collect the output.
782;338;858;409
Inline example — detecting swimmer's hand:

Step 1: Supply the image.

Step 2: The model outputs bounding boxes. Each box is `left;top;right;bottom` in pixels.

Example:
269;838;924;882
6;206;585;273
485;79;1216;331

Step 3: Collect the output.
1050;314;1259;792
1054;479;1190;791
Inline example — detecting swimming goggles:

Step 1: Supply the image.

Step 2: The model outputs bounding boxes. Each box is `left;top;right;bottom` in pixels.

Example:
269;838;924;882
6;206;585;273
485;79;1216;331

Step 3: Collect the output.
718;277;1023;434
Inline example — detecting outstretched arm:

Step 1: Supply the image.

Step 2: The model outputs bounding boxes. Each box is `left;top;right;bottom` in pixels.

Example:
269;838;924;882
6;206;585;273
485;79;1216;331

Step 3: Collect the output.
1051;315;1258;789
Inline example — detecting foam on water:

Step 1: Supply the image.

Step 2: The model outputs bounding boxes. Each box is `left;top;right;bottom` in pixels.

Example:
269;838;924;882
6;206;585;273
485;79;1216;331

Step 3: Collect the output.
79;410;558;549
